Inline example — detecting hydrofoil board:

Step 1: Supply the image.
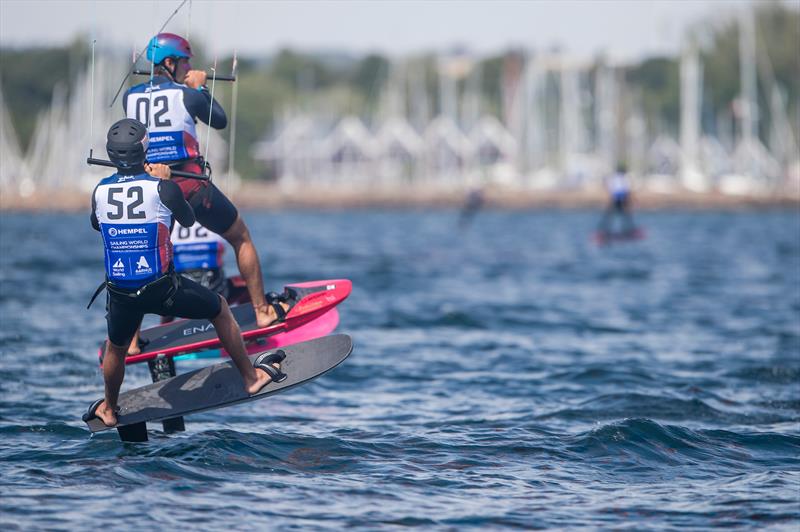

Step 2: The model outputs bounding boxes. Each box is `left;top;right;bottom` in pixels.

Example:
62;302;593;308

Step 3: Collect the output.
99;279;351;365
84;334;353;442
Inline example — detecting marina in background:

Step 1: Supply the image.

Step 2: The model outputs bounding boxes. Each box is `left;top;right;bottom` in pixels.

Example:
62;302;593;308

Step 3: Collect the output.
1;4;798;208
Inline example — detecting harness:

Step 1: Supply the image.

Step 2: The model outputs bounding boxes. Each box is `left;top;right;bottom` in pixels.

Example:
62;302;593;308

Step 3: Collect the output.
171;157;211;178
87;268;180;309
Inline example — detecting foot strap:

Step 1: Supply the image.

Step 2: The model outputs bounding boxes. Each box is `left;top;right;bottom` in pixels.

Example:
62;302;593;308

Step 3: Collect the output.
269;301;287;321
82;399;104;422
265;288;299;322
253;350;288;384
82;399;120;423
266;287;298;304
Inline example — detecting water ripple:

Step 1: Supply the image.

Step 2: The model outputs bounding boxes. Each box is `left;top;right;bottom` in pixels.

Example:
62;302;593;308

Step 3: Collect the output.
1;210;798;529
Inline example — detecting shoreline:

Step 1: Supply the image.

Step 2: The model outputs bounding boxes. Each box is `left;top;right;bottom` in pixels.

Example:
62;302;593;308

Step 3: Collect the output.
1;183;799;212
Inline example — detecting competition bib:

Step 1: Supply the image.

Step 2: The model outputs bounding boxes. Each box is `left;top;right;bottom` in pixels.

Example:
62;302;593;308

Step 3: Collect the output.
95;174;172;287
125;83;199;163
171;221;225;272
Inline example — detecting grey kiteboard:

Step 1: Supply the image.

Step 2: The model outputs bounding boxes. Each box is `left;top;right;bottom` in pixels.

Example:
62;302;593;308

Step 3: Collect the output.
83;334;353;442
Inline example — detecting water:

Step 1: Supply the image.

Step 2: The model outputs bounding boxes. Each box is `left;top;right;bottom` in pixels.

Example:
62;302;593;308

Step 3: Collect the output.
1;209;798;529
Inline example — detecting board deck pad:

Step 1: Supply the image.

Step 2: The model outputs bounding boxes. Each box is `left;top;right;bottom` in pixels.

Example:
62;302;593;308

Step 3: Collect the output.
85;334;353;435
103;279;351;365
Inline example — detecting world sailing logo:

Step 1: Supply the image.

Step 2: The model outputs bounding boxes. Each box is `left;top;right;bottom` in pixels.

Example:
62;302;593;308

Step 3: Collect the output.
112;258;125;276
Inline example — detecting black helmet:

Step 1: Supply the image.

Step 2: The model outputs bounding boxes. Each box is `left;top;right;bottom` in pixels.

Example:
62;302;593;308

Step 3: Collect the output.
106;118;149;170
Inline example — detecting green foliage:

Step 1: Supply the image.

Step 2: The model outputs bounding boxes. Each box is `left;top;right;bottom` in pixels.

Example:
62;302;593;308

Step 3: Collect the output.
472;54;504;119
700;16;741;126
756;2;800;103
228;71;293;180
350;54;389;111
272;49;335;92
631;0;799;138
700;0;800;138
0;39;89;151
626;57;680;135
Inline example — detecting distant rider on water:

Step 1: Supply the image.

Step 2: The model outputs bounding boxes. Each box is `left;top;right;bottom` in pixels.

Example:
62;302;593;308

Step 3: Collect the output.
597;163;637;235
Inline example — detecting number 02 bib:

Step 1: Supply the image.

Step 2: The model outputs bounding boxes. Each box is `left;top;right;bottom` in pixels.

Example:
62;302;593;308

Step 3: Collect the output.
125;82;200;163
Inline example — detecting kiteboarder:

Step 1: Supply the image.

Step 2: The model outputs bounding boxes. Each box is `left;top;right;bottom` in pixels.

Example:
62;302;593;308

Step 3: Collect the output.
458;186;485;229
597;163;638;236
88;119;281;427
122;32;283;330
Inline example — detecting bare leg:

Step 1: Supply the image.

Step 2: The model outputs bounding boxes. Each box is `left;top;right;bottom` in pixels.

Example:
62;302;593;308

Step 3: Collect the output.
621;198;636;232
221;216;277;328
211;296;279;394
127;326;142;356
598;203;614;233
95;340;127;427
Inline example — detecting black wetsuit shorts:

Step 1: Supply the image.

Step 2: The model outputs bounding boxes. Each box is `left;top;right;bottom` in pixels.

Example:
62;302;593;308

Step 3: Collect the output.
613;194;630;211
189;183;239;235
106;275;222;347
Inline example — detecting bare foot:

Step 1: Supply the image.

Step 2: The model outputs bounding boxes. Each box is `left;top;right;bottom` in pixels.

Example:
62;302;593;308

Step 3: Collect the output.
254;302;290;329
95;401;118;427
246;361;281;395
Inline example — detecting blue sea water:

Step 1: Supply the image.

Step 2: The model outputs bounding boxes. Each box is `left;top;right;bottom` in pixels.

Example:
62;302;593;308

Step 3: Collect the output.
0;209;798;529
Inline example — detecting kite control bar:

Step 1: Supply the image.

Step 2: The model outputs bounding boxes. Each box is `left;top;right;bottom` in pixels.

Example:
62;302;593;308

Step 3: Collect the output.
132;69;236;82
87;157;210;181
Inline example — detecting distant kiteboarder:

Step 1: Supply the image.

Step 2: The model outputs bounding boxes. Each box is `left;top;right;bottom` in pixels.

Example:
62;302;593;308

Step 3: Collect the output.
459;186;485;229
595;163;643;244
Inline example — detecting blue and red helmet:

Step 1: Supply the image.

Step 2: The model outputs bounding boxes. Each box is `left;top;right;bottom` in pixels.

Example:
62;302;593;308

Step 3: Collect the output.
146;33;193;65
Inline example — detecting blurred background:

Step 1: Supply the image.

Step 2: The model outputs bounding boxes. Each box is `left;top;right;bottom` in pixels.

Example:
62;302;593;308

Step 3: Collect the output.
0;0;798;206
1;4;799;527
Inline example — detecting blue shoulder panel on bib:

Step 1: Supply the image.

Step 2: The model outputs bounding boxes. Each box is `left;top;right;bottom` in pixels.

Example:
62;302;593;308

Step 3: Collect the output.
173;242;223;272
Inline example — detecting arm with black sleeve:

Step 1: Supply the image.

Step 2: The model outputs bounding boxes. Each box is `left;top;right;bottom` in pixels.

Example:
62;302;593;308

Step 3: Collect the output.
183;86;227;129
90;186;100;232
158;179;196;227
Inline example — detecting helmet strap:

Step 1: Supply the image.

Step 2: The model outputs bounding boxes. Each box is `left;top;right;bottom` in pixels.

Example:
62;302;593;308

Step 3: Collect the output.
120;162;146;175
157;59;178;82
